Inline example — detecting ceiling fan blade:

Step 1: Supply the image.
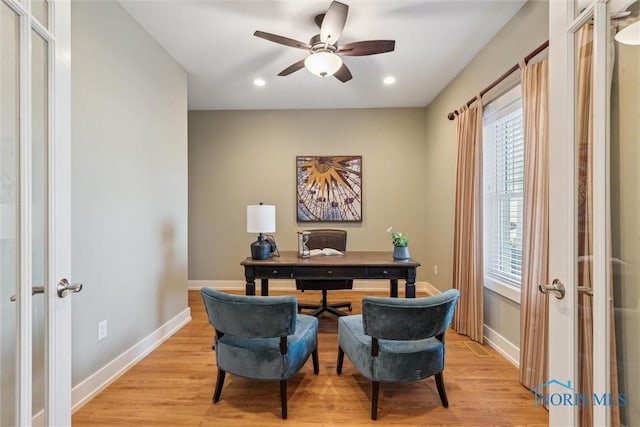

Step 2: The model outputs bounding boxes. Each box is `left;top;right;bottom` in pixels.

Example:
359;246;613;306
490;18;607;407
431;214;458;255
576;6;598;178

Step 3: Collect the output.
320;1;349;44
333;63;352;83
278;59;306;76
314;13;325;28
253;31;311;50
338;40;396;56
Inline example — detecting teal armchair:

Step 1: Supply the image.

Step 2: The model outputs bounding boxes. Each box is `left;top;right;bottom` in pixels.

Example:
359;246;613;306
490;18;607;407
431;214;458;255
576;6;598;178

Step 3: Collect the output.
201;287;319;419
337;289;460;420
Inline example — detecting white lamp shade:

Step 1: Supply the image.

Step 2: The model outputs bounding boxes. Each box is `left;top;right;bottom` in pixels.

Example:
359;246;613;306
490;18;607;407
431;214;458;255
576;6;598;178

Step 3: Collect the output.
247;204;276;233
615;20;640;45
304;51;343;77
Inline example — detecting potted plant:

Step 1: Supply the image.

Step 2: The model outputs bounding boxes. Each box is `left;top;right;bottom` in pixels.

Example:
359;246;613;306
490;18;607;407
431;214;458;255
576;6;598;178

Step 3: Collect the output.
386;227;410;260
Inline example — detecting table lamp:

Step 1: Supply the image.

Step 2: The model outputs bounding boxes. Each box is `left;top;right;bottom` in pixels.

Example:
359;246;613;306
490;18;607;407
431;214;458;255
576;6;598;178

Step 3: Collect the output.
247;203;276;260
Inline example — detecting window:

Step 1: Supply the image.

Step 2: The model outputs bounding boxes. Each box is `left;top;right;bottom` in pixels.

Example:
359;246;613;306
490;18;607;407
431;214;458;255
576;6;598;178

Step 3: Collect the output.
483;85;524;300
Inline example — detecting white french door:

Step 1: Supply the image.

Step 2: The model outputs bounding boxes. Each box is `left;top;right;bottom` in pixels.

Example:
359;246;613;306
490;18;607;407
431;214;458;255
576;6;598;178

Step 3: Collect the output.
548;0;636;426
0;0;73;425
548;1;607;425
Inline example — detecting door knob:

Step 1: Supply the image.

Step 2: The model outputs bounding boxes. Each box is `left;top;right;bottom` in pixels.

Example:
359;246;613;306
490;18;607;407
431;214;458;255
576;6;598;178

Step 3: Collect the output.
57;278;83;298
538;278;565;299
9;286;44;302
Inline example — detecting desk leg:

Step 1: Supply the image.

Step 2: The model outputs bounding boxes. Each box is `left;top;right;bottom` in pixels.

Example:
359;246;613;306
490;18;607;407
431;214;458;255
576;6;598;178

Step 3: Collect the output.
405;281;416;298
405;268;417;298
261;279;269;296
246;281;255;296
245;269;256;296
390;279;398;298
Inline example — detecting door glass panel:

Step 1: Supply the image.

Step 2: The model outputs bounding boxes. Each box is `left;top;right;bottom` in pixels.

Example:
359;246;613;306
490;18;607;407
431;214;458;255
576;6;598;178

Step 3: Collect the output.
611;17;640;427
575;19;594;427
31;29;48;419
0;4;19;426
31;0;48;30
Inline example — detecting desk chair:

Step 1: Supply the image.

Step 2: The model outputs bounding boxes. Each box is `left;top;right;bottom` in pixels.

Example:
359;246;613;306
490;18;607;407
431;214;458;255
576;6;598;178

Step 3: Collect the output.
296;229;353;317
337;289;460;420
201;287;319;419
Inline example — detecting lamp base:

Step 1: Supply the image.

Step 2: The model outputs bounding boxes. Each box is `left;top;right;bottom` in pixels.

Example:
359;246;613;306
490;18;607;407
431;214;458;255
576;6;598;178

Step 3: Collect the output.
251;235;271;260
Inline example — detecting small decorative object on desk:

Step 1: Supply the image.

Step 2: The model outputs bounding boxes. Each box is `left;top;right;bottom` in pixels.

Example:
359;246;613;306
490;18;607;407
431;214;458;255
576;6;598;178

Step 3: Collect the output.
309;248;343;256
386;226;410;260
297;231;311;258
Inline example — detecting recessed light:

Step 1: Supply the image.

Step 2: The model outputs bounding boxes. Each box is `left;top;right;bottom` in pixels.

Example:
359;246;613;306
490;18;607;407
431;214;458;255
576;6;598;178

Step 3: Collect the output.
383;76;396;85
253;78;266;87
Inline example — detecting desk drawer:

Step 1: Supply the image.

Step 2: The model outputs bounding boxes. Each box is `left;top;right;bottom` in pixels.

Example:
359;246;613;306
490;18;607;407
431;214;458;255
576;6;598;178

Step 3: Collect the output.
254;267;293;279
293;267;366;279
367;267;406;279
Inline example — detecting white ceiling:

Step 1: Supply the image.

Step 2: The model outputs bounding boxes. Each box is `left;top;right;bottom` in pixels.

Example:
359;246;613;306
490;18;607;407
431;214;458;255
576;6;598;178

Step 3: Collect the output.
119;0;527;110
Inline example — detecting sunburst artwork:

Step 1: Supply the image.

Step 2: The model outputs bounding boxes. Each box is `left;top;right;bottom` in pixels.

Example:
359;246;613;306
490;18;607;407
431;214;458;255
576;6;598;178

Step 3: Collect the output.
296;155;362;222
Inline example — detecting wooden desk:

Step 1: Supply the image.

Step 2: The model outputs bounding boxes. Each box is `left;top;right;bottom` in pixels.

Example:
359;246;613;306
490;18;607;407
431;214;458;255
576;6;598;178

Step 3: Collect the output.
240;251;421;298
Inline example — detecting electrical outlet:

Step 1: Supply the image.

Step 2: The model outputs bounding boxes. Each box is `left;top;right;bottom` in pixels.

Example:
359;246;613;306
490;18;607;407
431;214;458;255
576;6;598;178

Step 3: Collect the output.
98;320;108;341
434;265;438;275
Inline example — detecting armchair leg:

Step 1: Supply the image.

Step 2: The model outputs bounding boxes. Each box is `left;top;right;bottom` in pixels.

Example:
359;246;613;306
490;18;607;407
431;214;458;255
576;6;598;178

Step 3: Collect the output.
213;369;226;403
312;346;319;374
435;372;449;408
280;380;288;419
337;347;344;375
371;381;379;420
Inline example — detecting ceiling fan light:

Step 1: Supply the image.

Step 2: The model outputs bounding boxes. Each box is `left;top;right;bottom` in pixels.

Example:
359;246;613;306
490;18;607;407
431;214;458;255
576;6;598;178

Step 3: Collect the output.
615;20;640;45
304;51;343;77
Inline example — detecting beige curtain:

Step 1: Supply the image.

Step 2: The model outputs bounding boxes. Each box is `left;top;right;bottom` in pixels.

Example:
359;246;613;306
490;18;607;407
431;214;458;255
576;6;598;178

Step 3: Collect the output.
577;23;595;427
576;24;620;427
518;58;549;391
452;102;484;344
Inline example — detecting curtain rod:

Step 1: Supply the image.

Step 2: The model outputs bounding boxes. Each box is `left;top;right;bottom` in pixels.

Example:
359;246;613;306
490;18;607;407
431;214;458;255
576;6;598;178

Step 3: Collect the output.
447;40;549;121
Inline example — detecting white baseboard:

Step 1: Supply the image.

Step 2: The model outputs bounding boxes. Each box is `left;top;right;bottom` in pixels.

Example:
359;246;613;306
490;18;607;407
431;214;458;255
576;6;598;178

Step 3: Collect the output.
189;279;433;294
422;282;441;296
71;307;192;413
483;324;520;368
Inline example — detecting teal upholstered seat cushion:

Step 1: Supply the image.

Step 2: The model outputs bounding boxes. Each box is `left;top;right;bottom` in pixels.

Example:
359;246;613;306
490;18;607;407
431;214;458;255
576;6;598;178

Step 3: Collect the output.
216;314;318;380
338;315;444;382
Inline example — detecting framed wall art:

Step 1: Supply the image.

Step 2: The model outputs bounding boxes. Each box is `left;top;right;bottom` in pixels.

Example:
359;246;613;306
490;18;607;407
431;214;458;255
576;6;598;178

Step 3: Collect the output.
296;155;362;222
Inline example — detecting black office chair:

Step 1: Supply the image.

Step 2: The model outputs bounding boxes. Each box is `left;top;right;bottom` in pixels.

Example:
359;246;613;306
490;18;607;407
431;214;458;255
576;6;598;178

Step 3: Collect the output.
296;229;353;317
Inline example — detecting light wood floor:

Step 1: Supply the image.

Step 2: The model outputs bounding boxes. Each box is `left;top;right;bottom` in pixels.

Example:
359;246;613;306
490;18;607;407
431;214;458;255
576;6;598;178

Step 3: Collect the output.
72;290;549;426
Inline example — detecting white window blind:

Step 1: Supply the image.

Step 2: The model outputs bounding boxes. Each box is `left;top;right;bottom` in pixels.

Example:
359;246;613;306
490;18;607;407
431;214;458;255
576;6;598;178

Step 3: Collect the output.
483;85;524;287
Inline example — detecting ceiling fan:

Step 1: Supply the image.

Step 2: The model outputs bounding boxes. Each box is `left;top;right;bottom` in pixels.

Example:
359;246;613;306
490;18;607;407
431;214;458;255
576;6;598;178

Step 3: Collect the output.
253;1;396;83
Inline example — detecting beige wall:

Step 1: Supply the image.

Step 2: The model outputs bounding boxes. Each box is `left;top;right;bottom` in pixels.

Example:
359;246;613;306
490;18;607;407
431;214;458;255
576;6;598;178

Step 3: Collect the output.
422;0;548;345
71;0;188;384
189;108;427;281
611;39;640;427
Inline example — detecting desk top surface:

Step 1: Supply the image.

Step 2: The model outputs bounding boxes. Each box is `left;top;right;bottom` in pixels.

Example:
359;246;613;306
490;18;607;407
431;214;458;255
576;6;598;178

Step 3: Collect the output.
241;251;421;268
